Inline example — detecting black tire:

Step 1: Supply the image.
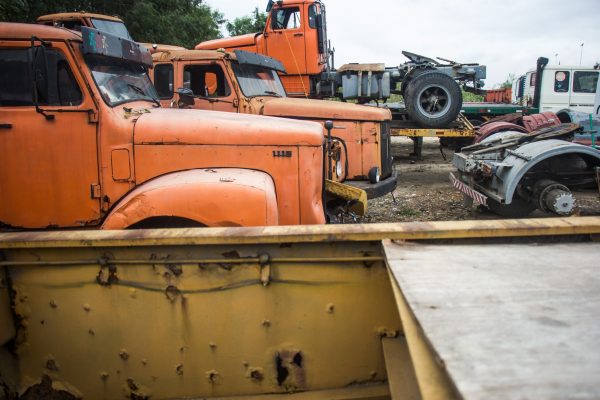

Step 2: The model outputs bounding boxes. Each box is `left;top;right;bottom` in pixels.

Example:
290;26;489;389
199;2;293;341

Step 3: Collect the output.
487;196;537;218
404;71;462;128
399;68;431;97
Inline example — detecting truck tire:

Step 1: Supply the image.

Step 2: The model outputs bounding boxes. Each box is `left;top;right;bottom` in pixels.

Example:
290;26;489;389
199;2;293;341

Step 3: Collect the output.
404;71;462;128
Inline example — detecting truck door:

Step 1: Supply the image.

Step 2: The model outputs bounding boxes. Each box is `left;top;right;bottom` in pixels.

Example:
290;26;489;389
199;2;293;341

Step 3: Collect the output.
265;5;307;76
540;69;572;112
569;70;599;113
181;62;238;113
0;42;100;228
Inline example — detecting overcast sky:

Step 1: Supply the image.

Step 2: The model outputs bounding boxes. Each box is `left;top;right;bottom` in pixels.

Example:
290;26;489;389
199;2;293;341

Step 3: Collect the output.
205;0;600;88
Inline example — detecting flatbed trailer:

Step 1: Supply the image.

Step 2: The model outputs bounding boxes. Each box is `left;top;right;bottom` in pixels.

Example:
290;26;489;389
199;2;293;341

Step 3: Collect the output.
1;217;599;399
461;102;537;121
389;114;476;159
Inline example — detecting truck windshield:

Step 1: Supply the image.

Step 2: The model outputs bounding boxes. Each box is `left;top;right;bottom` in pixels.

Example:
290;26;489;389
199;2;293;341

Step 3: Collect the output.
231;63;286;98
86;55;158;107
90;18;133;40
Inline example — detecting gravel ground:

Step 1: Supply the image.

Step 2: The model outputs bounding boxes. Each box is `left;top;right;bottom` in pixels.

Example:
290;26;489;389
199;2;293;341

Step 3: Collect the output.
358;137;600;223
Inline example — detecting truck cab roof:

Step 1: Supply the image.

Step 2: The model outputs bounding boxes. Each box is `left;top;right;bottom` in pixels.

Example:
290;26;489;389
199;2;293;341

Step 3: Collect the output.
0;22;81;41
37;12;124;23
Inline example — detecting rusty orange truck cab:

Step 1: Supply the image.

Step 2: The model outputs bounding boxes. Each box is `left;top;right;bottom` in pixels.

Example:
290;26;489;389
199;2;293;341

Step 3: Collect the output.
0;23;329;229
152;49;396;198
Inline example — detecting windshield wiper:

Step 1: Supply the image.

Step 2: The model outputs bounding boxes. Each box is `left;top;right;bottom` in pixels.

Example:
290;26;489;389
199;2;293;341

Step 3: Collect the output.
262;90;282;97
127;83;161;107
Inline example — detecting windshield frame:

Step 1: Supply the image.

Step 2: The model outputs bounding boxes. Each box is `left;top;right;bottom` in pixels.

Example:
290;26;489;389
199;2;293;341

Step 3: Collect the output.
84;54;159;108
231;62;287;98
90;18;133;40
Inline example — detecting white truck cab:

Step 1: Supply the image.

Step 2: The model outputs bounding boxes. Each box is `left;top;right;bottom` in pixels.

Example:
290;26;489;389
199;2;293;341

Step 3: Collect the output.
513;64;599;113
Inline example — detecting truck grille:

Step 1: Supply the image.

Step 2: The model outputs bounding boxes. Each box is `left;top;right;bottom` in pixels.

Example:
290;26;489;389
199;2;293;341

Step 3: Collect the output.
380;121;393;178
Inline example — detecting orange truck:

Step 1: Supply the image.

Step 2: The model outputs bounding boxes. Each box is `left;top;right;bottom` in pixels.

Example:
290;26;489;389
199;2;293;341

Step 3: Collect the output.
0;23;338;229
196;0;487;128
152;49;396;197
35;12;395;197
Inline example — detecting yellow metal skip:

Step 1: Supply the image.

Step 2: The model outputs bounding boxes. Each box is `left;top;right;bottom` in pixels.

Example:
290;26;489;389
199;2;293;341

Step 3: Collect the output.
1;217;599;399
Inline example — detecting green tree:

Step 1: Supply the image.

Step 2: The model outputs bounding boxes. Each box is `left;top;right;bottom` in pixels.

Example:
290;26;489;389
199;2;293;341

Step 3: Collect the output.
500;73;516;89
226;7;266;36
0;0;224;48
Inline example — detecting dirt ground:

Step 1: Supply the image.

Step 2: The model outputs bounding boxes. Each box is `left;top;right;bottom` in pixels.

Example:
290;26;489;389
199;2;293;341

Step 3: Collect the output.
358;137;600;223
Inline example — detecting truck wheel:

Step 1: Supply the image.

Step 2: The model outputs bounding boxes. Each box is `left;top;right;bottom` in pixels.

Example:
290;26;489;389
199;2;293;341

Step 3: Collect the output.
487;196;536;218
405;71;462;128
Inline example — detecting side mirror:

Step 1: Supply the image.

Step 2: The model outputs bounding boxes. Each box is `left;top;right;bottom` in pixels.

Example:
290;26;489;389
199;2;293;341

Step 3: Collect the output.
176;87;195;106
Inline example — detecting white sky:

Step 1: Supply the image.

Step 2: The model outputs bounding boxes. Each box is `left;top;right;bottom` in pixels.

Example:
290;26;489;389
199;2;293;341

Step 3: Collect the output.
205;0;600;88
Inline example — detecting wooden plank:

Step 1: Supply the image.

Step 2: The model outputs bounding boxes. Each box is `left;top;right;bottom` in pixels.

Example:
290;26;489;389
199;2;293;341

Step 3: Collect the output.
0;217;599;248
383;241;600;399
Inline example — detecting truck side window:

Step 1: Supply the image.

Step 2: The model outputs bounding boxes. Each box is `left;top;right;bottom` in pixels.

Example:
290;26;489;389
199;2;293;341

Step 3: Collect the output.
183;65;231;97
573;71;599;93
529;73;536;87
154;63;174;99
308;4;321;28
554;71;570;93
271;7;301;30
0;49;34;106
0;48;81;106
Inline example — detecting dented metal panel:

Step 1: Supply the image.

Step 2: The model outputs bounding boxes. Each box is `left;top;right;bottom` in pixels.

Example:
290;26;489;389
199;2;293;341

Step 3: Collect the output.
1;218;600;399
0;239;400;398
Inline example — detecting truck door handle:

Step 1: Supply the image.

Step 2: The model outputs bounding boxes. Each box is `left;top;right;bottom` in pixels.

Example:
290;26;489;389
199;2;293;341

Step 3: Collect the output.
0;123;12;129
294;33;304;37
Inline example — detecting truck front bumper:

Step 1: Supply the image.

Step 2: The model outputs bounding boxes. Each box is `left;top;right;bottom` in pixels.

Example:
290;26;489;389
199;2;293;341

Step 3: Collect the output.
345;173;397;199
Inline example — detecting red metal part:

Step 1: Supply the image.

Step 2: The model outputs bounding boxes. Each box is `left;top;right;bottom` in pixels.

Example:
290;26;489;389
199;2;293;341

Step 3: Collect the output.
522;112;560;132
484;88;512;104
474;122;528;143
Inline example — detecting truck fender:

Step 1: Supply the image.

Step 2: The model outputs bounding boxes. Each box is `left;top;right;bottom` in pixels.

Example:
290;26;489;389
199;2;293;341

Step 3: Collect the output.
494;140;600;204
101;169;278;229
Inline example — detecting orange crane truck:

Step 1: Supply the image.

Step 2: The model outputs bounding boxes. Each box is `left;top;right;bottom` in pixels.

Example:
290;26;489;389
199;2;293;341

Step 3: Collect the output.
152;49;396;197
196;0;487;129
0;23;344;230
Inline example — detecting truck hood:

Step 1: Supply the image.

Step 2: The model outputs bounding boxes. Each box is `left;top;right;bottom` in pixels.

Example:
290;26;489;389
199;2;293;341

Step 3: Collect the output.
133;108;323;146
195;33;257;50
260;97;391;122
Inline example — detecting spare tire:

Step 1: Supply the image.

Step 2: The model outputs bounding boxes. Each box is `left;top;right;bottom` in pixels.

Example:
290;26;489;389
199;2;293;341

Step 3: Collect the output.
404;71;462;128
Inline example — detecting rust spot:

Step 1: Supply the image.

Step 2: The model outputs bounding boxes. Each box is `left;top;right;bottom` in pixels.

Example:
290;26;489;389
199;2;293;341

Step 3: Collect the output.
326;303;335;313
175;364;184;376
88;329;95;336
261;319;271;327
83;304;91;313
275;350;306;391
376;327;399;338
209;342;217;350
96;262;118;286
21;375;80;400
247;367;264;382
100;372;109;381
206;370;219;384
166;263;183;277
49;300;58;309
165;285;182;302
45;357;59;371
119;349;129;361
141;359;147;366
125;378;150;400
